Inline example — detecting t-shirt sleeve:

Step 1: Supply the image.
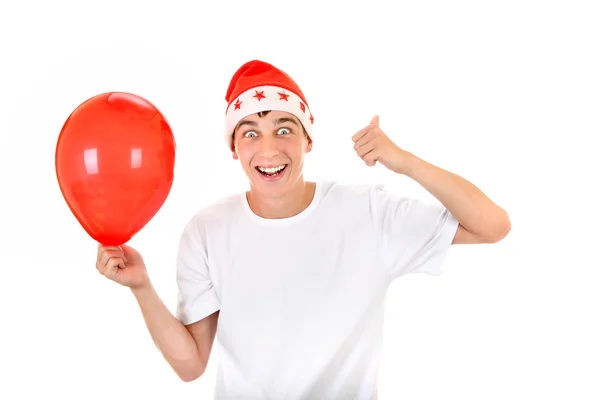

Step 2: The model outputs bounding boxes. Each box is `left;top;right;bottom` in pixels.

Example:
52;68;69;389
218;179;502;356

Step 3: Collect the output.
370;185;459;280
175;217;221;326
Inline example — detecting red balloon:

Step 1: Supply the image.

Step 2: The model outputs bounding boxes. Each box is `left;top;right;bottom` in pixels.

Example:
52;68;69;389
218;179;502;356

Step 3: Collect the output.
55;92;176;246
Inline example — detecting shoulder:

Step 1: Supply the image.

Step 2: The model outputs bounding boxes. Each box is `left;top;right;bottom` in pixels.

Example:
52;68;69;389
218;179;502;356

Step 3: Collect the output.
319;180;385;200
181;192;245;237
318;180;446;221
314;180;395;225
318;180;391;209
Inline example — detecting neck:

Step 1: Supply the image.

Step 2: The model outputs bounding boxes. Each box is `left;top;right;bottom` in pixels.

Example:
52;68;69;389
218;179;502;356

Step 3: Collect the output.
246;179;316;219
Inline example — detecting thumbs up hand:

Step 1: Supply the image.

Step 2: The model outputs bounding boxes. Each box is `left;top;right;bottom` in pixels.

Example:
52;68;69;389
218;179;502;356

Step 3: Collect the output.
352;115;413;174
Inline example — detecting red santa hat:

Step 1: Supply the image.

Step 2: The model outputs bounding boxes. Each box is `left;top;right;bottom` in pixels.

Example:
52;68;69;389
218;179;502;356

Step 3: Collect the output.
224;60;314;147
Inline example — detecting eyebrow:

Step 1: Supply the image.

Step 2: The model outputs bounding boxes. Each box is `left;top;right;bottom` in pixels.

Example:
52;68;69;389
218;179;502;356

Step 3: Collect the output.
273;117;300;127
236;120;258;130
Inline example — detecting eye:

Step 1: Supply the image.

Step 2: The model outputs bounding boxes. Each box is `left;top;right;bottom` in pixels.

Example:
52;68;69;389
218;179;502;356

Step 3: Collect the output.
244;131;257;138
277;127;291;135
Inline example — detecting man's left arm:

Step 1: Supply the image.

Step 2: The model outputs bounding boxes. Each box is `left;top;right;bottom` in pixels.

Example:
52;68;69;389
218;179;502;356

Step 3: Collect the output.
353;115;511;245
401;155;511;244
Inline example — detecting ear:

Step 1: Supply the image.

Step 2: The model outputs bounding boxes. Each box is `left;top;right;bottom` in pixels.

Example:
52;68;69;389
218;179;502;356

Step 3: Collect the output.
230;137;239;160
305;132;313;153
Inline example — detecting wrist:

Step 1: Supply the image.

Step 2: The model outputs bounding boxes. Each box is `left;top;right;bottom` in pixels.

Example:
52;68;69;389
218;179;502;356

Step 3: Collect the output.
395;150;421;176
130;280;154;298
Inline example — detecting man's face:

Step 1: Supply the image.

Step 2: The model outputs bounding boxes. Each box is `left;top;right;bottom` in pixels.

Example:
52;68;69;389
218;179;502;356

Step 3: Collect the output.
232;110;312;197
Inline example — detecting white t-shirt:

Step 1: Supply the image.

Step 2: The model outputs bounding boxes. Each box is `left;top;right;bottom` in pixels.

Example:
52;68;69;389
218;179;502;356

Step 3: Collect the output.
175;180;459;399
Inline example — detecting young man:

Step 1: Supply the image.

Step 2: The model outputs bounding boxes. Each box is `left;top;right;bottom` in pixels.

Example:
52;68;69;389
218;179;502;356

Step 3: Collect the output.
96;60;510;399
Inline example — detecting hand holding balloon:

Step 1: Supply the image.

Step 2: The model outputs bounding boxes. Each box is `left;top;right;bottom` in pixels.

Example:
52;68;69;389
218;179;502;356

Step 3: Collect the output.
96;244;150;289
55;92;176;245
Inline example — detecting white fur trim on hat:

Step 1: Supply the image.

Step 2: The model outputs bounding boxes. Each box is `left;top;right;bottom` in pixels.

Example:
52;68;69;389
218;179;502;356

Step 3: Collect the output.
224;85;314;146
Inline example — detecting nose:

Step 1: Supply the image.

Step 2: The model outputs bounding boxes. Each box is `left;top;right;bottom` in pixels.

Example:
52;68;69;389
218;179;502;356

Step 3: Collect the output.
257;135;280;158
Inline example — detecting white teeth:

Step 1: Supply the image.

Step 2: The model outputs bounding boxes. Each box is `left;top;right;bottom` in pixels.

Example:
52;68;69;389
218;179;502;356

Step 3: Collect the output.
258;165;285;174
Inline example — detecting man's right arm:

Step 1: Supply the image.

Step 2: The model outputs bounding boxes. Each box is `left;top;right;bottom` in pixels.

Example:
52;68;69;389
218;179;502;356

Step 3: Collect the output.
131;282;219;382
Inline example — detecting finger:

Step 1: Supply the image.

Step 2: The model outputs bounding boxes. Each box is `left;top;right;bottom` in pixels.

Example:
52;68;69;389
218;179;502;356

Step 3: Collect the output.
97;249;126;274
100;257;126;277
355;140;375;158
97;256;125;277
98;244;119;256
353;129;379;151
118;244;133;262
363;150;378;167
100;249;125;267
97;243;106;260
370;115;379;126
98;245;126;262
351;125;376;143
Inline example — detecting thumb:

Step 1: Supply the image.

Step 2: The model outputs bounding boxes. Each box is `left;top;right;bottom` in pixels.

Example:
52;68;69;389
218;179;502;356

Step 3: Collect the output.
119;244;138;262
370;115;379;126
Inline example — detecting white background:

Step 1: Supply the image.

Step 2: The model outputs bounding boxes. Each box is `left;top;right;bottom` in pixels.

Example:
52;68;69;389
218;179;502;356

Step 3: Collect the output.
1;0;598;399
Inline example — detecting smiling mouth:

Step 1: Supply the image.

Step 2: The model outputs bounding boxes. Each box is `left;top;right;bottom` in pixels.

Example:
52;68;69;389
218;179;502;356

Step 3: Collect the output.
256;164;287;177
